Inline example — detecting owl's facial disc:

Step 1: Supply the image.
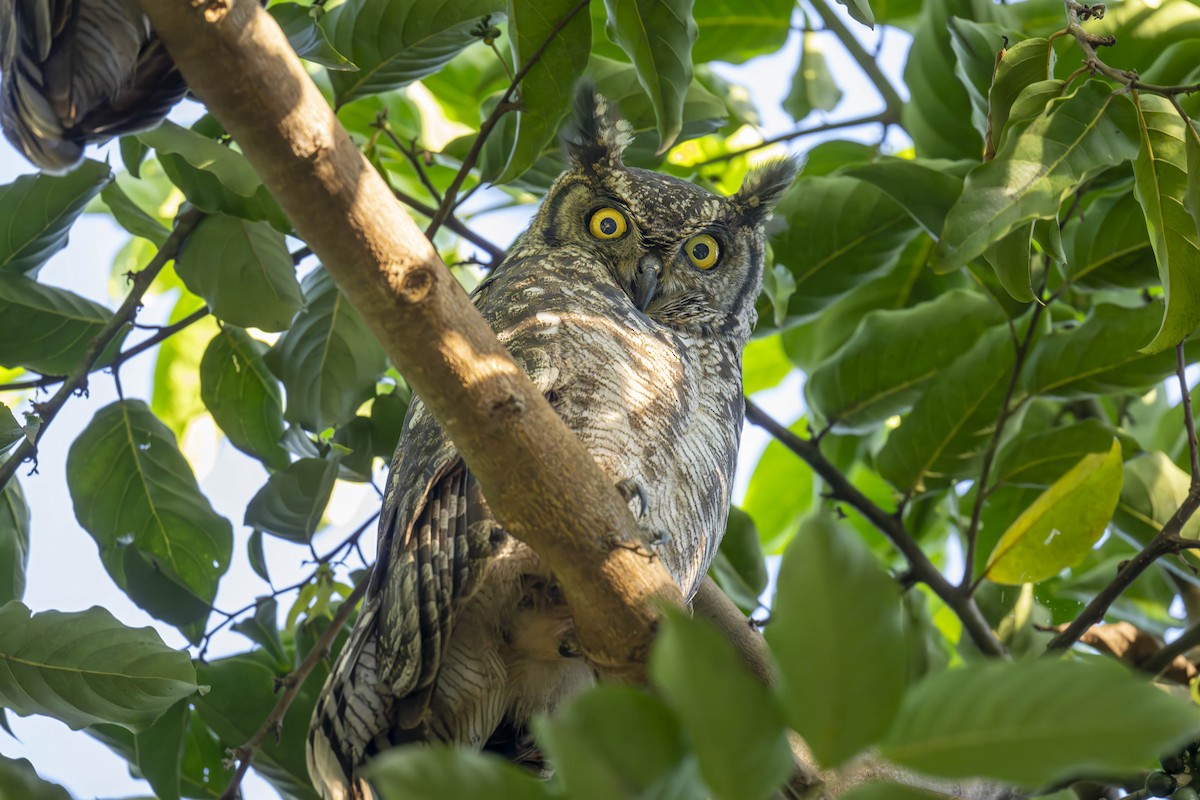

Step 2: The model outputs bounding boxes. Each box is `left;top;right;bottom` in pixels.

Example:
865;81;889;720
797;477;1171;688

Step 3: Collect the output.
633;254;663;311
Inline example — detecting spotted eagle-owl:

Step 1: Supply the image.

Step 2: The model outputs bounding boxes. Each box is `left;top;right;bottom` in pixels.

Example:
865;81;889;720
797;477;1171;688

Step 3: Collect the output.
306;85;797;799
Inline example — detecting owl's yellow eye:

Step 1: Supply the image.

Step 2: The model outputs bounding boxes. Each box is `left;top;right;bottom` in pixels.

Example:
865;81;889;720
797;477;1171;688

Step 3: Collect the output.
685;234;719;269
589;207;628;240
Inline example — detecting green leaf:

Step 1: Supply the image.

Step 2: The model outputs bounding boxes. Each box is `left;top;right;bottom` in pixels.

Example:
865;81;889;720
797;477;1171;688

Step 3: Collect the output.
0;755;73;800
651;610;793;800
876;325;1014;494
231;597;288;666
983;439;1122;584
934;81;1140;272
0;404;25;456
1023;303;1187;398
1132;94;1200;353
269;4;357;70
742;335;792;396
1112;452;1200;546
1062;189;1155;291
176;214;302;332
497;0;591;183
194;650;324;800
807;290;1005;432
66;400;233;635
836;0;874;29
265;268;389;431
846;157;972;238
902;0;985;160
324;0;505;106
248;529;271;584
368;749;554;800
0;479;30;606
782;32;842;122
151;292;218;438
840;785;944;800
603;0;698;153
992;420;1117;489
742;418;813;552
134;697;188;800
982;223;1034;302
99;181;169;246
535;685;697;800
947;19;1014;141
708;507;766;613
0;272;126;376
120;136;150;178
0;602;198;731
880;658;1200;785
691;0;793;64
768;176;917;326
765;512;908;767
138;122;288;230
200;326;291;470
0;160;112;275
987;37;1055;157
244;457;341;543
1185;114;1200;240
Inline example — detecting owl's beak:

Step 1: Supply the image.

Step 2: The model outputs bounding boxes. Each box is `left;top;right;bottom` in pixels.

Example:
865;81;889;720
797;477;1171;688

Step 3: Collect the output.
633;255;662;311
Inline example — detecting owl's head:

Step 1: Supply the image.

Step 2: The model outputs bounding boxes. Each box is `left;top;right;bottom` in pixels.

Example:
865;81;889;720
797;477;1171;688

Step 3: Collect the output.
523;83;797;339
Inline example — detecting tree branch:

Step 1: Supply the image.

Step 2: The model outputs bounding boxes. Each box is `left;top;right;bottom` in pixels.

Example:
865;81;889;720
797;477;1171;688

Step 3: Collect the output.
1046;345;1200;652
0;209;203;493
1062;1;1200;97
693;112;891;168
743;399;1006;658
810;0;906;120
425;0;591;238
219;575;369;800
140;0;681;681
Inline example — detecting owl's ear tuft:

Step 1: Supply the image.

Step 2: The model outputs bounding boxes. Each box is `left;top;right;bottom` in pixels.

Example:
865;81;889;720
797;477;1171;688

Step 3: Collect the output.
731;157;800;224
564;81;632;171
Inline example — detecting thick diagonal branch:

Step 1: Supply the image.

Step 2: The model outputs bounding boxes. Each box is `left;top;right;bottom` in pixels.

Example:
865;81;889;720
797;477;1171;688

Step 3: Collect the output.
139;0;682;684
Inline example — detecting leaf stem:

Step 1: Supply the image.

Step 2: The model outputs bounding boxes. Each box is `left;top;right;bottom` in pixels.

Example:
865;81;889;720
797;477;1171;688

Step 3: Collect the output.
425;0;591;239
1046;343;1200;652
745;398;1007;657
217;574;368;800
809;0;906;120
0;209;204;493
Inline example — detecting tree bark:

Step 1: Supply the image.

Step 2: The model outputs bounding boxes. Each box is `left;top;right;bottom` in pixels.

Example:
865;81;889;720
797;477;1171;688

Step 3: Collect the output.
137;0;681;679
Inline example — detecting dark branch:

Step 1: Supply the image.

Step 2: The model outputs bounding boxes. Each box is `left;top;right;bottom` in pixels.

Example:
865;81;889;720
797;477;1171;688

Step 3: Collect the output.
744;399;1007;657
693;112;891;168
810;0;906;118
0;209;203;493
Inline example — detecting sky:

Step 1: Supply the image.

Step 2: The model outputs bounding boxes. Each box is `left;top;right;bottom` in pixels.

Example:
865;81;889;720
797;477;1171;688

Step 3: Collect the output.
0;10;910;798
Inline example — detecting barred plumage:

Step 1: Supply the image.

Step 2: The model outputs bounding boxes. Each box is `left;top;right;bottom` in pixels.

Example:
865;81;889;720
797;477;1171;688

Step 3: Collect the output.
308;84;798;799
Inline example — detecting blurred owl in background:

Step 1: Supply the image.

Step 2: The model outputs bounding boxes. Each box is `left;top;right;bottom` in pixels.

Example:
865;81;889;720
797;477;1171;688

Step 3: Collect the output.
306;85;798;799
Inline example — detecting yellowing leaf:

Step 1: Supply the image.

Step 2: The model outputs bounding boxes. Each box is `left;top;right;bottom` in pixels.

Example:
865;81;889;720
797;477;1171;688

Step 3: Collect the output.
983;439;1122;584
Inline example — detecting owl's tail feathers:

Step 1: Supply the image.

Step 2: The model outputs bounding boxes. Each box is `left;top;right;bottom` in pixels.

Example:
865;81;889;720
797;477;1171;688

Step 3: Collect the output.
307;720;376;800
0;0;187;172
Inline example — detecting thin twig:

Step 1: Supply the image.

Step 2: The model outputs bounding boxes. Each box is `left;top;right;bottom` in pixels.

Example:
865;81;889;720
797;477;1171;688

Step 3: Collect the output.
744;399;1007;657
0;209;204;493
1062;1;1200;97
1047;344;1200;652
425;0;591;238
962;302;1045;590
1143;618;1200;676
693;112;892;168
390;183;506;264
1179;342;1200;481
810;0;906;118
377;125;443;205
218;575;369;800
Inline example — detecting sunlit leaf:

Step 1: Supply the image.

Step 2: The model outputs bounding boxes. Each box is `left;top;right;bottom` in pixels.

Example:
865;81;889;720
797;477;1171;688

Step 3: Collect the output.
742;418;813;552
987;37;1054;157
766;512;908;767
1112;451;1200;546
151;293;217;439
935;81;1140;272
880;658;1200;785
983;440;1122;584
0;602;198;732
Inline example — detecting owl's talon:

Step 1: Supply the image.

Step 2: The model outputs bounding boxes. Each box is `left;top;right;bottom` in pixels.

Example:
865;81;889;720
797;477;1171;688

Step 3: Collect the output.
644;529;671;548
615;478;648;518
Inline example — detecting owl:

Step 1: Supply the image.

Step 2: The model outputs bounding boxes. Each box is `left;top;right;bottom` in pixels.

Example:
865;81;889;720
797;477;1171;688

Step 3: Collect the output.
306;84;797;799
0;0;185;171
